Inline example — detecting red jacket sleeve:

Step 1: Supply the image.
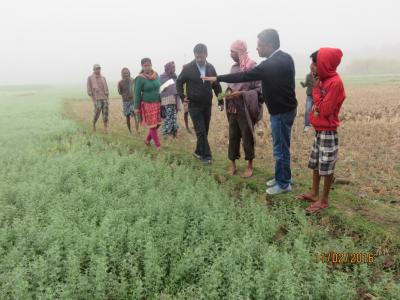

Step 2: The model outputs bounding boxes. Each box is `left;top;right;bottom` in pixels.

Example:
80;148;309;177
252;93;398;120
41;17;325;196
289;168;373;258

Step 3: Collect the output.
312;81;342;118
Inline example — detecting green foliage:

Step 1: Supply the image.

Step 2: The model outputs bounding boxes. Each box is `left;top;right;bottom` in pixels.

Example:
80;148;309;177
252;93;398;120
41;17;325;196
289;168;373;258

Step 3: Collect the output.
0;86;399;299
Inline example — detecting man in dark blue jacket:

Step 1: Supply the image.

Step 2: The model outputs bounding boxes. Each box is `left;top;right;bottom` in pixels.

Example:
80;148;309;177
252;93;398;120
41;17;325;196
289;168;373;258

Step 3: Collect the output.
203;29;297;195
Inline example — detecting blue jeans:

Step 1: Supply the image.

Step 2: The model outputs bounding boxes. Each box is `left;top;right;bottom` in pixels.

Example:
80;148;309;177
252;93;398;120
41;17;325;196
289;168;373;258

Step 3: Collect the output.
304;96;313;127
270;108;297;189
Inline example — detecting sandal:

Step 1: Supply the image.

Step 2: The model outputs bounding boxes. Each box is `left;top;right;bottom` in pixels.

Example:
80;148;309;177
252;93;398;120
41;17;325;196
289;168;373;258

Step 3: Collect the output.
306;201;329;214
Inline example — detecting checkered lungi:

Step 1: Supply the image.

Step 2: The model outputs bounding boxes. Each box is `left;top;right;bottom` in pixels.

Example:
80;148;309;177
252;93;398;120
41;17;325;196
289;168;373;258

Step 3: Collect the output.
93;99;109;123
122;101;134;117
308;130;339;176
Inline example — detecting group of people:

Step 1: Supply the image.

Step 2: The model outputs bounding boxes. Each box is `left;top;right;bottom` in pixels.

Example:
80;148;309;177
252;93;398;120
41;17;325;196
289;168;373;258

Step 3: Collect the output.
86;28;346;214
87;60;188;150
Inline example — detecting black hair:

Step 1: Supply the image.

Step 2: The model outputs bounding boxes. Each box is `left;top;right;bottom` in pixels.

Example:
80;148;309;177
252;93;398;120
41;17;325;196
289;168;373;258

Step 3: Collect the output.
310;51;318;63
257;29;280;50
193;43;208;54
141;57;152;65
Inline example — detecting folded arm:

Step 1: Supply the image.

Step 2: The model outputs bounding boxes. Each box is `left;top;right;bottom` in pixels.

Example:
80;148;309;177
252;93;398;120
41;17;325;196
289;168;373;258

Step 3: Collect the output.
313;81;342;117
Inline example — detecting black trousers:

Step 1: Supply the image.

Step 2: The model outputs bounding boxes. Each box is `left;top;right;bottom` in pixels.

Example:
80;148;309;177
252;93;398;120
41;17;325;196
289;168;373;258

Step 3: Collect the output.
189;105;212;160
228;112;255;161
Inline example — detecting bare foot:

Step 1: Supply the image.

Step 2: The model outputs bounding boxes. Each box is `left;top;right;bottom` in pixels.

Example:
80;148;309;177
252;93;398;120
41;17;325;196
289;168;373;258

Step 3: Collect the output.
241;168;253;178
228;166;237;176
296;192;318;202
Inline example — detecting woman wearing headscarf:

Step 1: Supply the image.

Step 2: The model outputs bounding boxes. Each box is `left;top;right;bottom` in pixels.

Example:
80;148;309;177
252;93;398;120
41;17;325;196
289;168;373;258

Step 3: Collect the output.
225;40;262;178
133;58;162;150
160;61;182;137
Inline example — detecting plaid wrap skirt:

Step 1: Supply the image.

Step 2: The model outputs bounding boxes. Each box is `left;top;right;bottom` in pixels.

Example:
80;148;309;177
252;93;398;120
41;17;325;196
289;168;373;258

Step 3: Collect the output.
308;130;339;176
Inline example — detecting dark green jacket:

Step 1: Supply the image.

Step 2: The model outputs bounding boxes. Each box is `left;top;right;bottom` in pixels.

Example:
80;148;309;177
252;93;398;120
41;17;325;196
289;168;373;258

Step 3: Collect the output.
133;75;161;110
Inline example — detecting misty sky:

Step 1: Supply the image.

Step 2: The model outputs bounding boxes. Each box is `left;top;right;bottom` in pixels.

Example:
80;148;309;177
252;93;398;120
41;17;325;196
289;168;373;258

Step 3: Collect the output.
1;0;399;85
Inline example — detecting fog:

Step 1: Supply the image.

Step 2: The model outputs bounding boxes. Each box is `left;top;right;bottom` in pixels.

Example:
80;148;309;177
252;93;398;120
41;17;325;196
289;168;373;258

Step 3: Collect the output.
1;0;399;85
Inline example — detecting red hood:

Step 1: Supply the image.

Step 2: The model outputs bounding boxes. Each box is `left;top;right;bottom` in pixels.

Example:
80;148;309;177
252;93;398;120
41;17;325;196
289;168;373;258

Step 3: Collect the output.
317;48;343;80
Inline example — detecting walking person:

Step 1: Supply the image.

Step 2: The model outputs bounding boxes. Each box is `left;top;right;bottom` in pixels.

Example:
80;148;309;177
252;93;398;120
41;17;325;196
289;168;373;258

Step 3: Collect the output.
176;43;223;165
118;67;137;134
300;71;314;132
203;29;298;194
87;64;109;132
133;58;162;150
160;61;181;138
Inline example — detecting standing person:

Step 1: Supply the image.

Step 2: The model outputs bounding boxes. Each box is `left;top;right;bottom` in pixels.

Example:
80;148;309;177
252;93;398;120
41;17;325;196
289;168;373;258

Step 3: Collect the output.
133;58;162;150
176;43;223;165
203;29;298;195
225;40;262;178
296;48;346;214
117;67;137;134
300;71;314;132
87;64;109;132
160;61;181;138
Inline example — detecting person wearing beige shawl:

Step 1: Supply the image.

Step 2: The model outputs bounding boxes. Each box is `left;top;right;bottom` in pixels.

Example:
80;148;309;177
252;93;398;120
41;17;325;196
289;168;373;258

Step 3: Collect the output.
87;64;109;132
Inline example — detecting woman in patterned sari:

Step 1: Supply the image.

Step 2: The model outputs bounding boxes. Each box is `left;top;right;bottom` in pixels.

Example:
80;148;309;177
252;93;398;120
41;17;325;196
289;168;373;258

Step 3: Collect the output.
133;58;162;150
160;61;182;138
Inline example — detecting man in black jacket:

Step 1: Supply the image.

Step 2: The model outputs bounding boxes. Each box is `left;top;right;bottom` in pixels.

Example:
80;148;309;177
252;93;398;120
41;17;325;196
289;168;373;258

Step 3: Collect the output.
203;29;298;194
176;43;223;165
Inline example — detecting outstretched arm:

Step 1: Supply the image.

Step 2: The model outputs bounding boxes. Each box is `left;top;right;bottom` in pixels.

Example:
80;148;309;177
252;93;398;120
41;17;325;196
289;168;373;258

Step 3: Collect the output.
204;64;265;84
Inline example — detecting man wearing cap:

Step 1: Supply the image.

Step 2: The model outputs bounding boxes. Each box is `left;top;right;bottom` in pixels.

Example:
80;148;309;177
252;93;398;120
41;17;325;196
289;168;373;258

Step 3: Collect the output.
87;64;109;132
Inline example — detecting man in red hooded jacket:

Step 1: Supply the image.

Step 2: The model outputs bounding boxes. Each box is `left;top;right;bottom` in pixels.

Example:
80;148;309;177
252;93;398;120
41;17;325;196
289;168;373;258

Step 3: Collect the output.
296;48;346;214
